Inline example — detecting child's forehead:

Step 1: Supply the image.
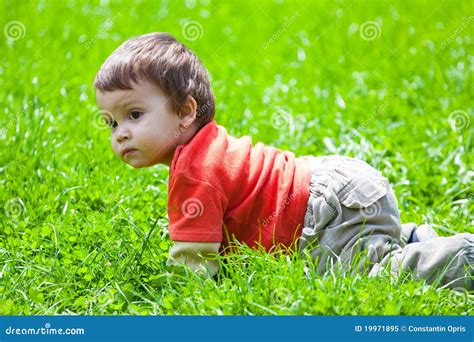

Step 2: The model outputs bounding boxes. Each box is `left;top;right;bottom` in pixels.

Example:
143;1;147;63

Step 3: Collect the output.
96;88;139;110
95;80;165;110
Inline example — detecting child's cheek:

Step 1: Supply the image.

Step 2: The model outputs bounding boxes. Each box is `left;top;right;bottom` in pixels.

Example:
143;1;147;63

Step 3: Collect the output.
111;140;120;157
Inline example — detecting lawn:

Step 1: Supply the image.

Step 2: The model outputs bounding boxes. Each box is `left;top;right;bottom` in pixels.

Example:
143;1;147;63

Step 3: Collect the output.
0;0;472;315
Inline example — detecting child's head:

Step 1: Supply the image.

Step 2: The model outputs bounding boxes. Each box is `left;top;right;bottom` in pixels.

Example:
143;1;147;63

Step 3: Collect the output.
94;32;215;168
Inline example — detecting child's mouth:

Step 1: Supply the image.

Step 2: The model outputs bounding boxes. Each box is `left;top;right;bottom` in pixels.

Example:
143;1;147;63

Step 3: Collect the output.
123;148;137;157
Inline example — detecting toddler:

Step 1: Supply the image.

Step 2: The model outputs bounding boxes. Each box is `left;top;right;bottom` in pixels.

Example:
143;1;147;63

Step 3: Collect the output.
94;32;473;290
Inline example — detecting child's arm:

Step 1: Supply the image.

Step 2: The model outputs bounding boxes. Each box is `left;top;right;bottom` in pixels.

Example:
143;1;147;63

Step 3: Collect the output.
166;241;221;277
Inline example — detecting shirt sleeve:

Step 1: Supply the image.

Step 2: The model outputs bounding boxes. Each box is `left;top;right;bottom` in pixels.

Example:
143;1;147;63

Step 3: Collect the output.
166;241;221;277
168;174;226;242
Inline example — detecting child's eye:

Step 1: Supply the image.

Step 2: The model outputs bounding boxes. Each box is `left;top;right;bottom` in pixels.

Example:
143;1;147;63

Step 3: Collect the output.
130;111;143;120
105;119;118;129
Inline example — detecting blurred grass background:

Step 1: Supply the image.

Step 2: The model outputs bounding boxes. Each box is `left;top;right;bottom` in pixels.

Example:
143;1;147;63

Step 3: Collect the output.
0;0;472;314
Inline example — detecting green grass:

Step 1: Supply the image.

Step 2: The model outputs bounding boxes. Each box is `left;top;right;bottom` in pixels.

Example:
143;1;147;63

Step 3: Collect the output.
1;0;473;315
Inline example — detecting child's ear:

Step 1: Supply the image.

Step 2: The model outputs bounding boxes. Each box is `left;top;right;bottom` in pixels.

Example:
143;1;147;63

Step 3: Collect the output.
179;95;197;129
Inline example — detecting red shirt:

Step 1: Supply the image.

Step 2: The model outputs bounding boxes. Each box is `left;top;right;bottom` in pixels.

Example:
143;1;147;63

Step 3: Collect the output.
167;120;313;252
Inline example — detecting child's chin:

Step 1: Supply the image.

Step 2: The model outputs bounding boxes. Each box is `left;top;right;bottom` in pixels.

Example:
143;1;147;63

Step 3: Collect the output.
127;160;155;169
129;162;147;169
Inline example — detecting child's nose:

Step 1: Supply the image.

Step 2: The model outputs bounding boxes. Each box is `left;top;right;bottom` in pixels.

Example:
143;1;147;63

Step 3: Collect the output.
115;126;131;143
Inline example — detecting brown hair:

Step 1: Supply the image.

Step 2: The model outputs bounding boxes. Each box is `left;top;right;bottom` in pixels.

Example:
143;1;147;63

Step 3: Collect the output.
94;32;215;126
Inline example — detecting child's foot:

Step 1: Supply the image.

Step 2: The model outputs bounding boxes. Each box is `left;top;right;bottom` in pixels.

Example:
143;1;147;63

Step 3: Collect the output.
409;224;438;243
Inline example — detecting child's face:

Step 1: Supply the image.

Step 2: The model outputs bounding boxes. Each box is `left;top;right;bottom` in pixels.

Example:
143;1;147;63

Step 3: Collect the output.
96;80;182;168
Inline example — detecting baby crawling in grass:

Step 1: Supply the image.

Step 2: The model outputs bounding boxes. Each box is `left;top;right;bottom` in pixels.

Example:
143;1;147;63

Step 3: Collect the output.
94;32;473;290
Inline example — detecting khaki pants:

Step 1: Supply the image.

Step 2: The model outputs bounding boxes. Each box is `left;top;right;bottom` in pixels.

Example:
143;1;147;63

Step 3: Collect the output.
298;155;473;290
